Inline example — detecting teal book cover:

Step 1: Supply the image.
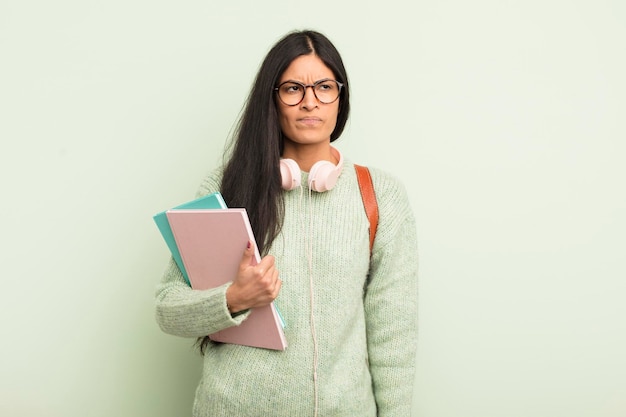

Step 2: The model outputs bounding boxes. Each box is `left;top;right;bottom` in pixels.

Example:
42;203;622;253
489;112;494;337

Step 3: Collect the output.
153;192;227;285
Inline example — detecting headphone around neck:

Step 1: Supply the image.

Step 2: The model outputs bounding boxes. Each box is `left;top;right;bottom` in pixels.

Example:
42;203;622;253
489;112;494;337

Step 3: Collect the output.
280;147;344;192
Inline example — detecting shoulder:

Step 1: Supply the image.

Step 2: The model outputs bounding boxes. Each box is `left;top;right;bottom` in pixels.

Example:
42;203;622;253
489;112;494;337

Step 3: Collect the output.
366;166;408;198
195;166;224;198
346;160;416;245
350;163;412;217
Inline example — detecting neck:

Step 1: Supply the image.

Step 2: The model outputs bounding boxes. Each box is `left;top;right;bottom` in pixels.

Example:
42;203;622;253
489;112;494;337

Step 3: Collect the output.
282;143;336;172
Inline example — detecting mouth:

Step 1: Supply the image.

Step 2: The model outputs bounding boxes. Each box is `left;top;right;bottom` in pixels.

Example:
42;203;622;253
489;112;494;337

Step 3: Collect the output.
297;117;322;126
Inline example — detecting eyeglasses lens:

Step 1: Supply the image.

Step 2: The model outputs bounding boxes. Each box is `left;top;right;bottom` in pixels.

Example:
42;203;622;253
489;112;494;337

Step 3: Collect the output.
278;80;341;105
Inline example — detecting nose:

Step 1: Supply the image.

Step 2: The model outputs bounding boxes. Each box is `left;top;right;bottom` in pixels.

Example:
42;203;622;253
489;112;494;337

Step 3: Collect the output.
301;86;318;109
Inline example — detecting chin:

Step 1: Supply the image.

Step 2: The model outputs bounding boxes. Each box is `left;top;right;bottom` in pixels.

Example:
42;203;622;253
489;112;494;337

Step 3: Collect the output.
284;131;329;144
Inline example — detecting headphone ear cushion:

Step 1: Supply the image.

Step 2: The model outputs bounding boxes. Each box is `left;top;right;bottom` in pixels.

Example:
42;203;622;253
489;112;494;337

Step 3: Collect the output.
280;158;301;190
309;160;339;192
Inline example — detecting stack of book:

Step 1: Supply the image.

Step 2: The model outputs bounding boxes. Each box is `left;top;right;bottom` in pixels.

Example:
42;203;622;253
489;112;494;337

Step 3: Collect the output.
153;192;287;351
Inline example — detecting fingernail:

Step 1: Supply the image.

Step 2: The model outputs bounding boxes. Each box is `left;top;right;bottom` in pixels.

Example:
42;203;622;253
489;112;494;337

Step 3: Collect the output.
247;241;251;249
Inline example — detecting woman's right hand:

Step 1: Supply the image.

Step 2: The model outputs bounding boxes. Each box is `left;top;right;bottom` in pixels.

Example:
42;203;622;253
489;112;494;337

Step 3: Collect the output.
225;241;282;314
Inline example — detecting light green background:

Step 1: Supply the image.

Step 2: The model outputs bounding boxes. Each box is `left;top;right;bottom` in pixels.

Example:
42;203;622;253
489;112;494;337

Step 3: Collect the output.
1;1;624;416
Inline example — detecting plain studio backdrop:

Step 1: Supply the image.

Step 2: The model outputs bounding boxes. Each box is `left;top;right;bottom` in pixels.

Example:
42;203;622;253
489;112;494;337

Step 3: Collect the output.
1;1;624;416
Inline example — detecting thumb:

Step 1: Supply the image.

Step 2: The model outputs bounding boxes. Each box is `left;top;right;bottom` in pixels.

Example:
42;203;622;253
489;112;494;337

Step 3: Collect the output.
239;240;255;268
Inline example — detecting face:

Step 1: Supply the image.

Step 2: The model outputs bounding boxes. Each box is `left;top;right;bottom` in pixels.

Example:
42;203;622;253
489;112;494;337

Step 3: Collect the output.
276;54;340;149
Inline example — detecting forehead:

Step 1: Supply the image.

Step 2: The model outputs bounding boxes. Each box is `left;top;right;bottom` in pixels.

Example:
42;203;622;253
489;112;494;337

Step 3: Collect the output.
280;54;334;83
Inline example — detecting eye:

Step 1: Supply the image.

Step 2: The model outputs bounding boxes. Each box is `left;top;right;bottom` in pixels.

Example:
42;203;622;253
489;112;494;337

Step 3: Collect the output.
316;80;336;92
281;83;303;95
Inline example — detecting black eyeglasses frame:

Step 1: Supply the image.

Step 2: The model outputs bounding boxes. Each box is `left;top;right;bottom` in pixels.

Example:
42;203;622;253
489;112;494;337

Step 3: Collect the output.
274;78;344;106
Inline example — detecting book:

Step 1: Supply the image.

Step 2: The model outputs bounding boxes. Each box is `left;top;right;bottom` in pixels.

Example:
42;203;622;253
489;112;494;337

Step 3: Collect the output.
166;208;287;351
153;192;227;285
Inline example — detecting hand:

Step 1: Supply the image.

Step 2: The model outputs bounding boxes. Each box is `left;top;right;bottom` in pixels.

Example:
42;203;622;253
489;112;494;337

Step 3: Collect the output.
225;241;282;313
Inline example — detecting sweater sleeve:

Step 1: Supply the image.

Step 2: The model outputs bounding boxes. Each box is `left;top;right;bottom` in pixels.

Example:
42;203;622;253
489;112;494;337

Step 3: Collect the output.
154;169;251;338
363;172;419;417
154;258;250;337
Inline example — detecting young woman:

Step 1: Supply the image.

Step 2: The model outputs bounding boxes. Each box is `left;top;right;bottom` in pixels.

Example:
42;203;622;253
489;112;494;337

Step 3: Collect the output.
155;29;418;417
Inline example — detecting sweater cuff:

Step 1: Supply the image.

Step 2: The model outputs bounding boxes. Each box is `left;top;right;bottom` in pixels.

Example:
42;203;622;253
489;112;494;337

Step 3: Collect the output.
217;282;251;326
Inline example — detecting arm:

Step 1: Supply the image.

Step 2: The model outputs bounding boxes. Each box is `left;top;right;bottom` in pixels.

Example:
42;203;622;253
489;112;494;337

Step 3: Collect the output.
155;170;280;337
364;176;419;417
155;257;252;338
154;170;251;337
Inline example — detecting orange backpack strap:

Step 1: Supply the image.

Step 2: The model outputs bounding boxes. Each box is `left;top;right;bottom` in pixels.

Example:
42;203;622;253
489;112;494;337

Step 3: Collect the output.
354;164;379;255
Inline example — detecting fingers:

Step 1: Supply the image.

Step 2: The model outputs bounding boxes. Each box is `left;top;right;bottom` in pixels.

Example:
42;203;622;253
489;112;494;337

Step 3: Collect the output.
255;259;281;300
256;254;275;276
232;248;281;310
272;272;282;298
257;261;278;290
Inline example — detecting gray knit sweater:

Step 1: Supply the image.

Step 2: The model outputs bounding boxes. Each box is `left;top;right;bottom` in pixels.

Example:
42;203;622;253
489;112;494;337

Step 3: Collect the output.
155;159;418;417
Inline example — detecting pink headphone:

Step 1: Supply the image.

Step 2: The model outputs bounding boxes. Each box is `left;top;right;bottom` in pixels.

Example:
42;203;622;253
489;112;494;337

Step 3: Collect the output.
280;147;344;192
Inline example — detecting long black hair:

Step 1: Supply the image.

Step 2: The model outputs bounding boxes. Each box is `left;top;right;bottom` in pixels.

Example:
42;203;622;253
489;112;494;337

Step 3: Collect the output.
198;29;350;354
221;29;350;254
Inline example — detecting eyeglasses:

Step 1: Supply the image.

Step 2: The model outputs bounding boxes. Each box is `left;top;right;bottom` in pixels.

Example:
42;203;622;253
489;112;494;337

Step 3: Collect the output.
275;78;344;106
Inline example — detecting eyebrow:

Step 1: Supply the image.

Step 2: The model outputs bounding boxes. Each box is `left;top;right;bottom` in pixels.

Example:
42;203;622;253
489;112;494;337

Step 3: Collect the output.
280;78;334;85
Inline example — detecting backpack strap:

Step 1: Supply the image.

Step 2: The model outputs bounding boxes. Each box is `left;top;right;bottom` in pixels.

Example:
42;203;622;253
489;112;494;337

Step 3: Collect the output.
354;164;379;255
